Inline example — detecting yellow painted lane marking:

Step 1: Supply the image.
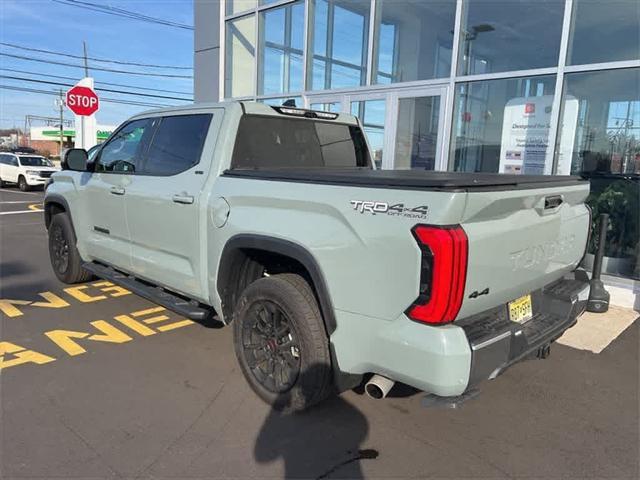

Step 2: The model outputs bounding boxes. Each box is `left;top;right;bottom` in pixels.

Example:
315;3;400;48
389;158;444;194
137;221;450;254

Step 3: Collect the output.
142;315;170;324
0;342;56;369
88;320;133;344
113;315;156;337
157;320;195;332
131;306;165;317
0;300;31;317
63;285;107;303
0;281;133;318
31;292;70;309
0;306;195;371
44;330;90;356
91;281;130;297
28;203;44;211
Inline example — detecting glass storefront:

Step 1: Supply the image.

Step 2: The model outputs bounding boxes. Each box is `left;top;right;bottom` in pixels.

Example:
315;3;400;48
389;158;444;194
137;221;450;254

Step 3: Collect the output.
457;0;565;76
372;0;456;83
568;0;640;66
219;0;640;279
557;67;640;278
258;1;305;95
308;0;371;90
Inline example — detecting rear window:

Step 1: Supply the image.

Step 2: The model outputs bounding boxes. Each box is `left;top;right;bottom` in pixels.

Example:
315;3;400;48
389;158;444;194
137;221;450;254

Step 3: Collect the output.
231;115;371;169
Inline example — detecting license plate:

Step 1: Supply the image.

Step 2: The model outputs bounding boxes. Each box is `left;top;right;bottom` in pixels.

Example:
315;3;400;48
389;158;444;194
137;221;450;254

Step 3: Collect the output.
509;294;533;324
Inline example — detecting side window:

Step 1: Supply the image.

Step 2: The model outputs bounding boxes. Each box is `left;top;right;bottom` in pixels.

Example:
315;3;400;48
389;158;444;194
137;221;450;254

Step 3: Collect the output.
0;154;6;165
10;156;19;166
143;114;212;176
96;118;154;173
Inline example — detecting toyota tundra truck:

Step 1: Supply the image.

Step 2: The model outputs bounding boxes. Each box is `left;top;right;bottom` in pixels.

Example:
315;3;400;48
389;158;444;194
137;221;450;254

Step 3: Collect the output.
44;102;591;411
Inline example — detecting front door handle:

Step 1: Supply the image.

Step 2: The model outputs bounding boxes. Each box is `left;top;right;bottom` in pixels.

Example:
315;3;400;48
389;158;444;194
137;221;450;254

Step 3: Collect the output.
172;194;194;205
110;186;126;195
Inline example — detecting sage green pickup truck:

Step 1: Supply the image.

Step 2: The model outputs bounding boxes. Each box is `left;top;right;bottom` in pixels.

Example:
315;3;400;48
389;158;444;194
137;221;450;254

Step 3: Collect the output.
45;102;591;411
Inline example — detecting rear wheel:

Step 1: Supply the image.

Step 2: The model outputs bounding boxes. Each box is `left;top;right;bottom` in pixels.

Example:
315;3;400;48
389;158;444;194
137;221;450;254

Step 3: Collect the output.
18;176;30;192
48;213;92;284
233;273;333;412
0;177;6;188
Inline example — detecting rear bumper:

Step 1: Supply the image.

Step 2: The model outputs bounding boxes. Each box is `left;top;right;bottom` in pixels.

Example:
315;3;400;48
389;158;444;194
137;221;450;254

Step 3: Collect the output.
331;276;589;397
458;278;590;390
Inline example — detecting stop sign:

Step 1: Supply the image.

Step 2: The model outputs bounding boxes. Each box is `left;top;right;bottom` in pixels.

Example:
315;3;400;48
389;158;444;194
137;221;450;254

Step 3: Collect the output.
66;85;99;116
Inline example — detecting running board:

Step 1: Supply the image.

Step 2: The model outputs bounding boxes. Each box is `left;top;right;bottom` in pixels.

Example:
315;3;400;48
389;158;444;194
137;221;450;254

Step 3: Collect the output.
83;262;215;322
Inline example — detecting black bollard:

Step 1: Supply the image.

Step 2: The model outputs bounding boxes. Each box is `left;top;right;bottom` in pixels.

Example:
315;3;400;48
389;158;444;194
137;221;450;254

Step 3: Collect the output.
587;213;610;313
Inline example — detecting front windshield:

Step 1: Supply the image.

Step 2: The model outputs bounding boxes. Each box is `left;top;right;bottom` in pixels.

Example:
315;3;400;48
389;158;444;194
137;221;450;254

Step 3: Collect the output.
19;156;52;167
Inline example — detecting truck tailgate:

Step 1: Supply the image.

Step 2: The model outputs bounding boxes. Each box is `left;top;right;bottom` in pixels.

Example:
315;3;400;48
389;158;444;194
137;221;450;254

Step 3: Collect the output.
457;182;590;320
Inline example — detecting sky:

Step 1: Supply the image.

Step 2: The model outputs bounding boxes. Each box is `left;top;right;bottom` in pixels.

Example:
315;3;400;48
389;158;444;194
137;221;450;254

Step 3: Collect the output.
0;0;194;130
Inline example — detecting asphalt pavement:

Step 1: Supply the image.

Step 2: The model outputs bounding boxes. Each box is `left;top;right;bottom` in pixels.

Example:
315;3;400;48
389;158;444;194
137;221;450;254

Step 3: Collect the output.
0;186;638;479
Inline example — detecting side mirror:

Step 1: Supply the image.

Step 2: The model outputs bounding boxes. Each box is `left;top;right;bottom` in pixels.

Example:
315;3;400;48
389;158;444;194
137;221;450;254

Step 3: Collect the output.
62;148;88;171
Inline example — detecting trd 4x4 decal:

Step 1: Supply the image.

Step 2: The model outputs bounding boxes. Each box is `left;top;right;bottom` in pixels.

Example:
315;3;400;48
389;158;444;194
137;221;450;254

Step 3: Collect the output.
350;200;428;220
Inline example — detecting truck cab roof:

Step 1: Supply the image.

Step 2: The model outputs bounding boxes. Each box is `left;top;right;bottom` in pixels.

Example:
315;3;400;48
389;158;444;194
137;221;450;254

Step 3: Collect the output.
132;101;359;126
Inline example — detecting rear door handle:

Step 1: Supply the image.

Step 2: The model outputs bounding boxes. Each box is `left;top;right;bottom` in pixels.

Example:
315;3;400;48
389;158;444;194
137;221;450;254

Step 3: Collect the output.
110;186;126;195
172;194;194;204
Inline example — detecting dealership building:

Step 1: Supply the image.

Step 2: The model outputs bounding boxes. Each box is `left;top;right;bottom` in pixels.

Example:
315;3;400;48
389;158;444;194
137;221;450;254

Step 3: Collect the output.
194;0;639;286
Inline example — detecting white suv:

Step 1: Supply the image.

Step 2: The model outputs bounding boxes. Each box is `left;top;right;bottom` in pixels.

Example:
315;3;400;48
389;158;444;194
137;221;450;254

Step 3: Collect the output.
0;152;59;191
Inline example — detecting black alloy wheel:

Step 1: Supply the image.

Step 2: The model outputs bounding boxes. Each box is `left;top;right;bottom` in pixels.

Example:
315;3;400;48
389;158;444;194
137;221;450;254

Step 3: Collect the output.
50;222;70;275
241;299;301;393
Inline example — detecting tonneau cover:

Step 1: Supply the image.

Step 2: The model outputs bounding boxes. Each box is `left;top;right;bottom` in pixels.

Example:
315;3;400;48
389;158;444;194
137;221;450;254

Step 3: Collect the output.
222;168;586;191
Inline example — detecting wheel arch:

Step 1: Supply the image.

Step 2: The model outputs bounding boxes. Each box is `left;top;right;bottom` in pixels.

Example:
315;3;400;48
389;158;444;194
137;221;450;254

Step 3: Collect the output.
44;195;72;232
216;234;337;335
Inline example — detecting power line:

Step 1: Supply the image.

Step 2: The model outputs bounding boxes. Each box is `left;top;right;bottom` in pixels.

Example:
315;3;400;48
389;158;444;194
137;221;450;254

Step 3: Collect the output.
0;42;192;70
0;75;193;102
0;52;193;79
52;0;193;30
0;68;192;96
0;85;171;109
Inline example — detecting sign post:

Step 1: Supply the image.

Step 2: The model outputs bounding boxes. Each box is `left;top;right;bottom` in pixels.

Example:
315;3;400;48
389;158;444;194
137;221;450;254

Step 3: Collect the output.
66;78;99;150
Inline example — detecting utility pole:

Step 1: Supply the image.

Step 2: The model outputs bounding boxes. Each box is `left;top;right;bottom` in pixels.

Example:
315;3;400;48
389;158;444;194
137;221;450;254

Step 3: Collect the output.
55;89;65;158
83;41;89;77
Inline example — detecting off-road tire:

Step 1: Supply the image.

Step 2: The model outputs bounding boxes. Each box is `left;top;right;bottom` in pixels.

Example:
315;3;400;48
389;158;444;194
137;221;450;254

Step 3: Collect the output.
18;176;30;192
48;213;92;284
233;273;333;412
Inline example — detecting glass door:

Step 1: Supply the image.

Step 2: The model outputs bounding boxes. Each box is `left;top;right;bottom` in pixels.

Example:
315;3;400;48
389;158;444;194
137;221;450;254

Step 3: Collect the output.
389;87;447;171
349;97;387;168
306;86;448;171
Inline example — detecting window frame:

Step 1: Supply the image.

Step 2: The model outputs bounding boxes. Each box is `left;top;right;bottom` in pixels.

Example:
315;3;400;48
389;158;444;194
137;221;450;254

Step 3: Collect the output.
137;113;214;177
93;118;158;175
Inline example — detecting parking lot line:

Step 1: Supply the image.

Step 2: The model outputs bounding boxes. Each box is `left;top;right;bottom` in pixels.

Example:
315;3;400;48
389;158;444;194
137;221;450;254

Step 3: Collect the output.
0;189;41;196
0;210;42;216
0;200;37;204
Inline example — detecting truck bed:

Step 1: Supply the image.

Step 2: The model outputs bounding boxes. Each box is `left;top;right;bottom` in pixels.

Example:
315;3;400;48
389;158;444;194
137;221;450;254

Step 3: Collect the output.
222;169;586;191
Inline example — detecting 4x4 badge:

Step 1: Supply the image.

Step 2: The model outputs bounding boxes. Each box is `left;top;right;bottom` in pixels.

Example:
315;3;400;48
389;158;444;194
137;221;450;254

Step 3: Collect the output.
350;201;428;220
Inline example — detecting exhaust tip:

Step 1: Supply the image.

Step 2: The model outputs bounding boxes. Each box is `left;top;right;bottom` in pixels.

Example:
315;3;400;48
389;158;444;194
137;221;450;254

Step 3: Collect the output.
364;374;395;400
365;383;384;399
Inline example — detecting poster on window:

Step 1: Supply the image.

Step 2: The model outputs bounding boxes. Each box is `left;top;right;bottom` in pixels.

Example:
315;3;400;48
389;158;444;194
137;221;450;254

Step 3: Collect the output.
499;95;579;175
499;96;553;175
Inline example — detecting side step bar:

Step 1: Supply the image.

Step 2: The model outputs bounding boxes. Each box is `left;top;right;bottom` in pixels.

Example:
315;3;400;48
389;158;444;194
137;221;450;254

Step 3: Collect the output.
83;262;215;322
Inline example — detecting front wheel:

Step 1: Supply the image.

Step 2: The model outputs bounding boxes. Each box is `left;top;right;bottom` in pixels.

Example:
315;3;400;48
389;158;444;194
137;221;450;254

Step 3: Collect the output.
233;273;333;412
18;176;30;192
48;213;93;284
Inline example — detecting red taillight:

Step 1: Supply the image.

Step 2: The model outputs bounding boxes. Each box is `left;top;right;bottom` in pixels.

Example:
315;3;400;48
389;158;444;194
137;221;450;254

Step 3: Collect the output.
406;225;468;325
